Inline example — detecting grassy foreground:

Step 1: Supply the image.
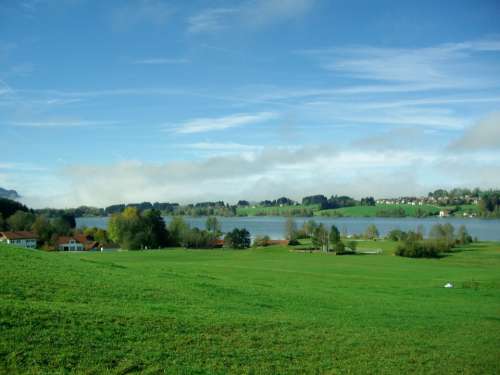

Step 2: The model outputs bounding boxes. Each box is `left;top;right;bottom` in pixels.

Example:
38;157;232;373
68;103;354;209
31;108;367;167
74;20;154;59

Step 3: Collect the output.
1;241;499;374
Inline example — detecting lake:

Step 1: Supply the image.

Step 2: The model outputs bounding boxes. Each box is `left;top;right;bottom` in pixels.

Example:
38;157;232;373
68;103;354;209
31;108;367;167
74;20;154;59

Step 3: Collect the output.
76;216;500;241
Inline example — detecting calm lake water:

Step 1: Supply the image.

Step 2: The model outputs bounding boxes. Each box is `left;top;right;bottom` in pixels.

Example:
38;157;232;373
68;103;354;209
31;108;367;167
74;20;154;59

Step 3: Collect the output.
76;216;500;241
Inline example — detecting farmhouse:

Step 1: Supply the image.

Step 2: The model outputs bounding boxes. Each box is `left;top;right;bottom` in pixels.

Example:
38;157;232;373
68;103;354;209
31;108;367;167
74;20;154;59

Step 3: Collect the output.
57;235;98;251
211;239;224;248
439;210;450;217
0;231;38;249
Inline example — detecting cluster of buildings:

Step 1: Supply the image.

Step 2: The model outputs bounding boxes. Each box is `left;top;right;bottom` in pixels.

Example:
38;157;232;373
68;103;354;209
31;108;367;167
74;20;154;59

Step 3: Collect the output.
0;231;117;251
376;195;479;206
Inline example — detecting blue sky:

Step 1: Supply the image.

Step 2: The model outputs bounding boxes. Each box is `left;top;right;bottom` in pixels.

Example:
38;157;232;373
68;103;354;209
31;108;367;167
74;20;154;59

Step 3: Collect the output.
1;0;500;208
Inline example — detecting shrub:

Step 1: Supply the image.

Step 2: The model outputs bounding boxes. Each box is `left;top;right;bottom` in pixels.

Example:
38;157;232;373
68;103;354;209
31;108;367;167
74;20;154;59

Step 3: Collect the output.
346;240;357;252
395;240;442;258
224;228;251;249
182;228;216;249
253;235;271;247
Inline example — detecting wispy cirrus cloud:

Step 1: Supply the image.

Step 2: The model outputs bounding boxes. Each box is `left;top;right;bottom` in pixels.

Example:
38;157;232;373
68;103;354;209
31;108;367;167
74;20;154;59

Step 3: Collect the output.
188;8;237;34
111;0;173;30
188;0;315;34
186;142;264;152
299;39;500;90
171;112;279;134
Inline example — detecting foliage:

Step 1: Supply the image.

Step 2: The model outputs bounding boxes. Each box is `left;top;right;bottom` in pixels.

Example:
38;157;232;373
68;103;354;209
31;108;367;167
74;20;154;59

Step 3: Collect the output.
0;198;30;220
456;225;473;245
284;217;298;241
181;227;216;249
6;211;36;231
168;217;190;247
253;235;271;247
395;240;442;258
302;194;329;208
82;227;110;244
346;240;357;252
31;216;54;245
360;197;376;206
303;219;317;238
205;216;221;236
224;228;251;249
108;207;169;250
364;224;379;240
311;224;330;252
478;190;500;217
429;223;455;248
329;225;340;245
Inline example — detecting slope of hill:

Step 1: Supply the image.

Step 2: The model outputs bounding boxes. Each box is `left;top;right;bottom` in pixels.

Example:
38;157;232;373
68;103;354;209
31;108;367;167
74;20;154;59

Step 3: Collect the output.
1;242;499;373
0;187;20;200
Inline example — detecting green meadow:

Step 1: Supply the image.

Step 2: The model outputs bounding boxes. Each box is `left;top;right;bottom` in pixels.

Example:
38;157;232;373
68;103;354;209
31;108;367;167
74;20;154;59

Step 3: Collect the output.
1;241;499;374
236;204;319;216
317;203;442;217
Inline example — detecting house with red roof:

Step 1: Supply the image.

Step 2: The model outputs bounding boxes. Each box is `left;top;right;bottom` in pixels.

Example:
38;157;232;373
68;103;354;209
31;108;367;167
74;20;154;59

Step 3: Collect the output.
56;234;98;251
0;231;38;249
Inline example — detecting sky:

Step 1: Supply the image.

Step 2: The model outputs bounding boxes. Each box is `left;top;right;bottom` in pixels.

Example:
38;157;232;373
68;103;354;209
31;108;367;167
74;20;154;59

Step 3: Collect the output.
1;0;500;208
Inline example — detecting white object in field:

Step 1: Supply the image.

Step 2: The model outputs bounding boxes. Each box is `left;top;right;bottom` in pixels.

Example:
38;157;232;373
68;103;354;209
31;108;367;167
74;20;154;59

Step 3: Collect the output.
444;282;453;288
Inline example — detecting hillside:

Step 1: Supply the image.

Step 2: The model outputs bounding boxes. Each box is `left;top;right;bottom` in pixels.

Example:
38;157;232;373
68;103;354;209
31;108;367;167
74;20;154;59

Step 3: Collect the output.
1;242;499;373
0;187;20;200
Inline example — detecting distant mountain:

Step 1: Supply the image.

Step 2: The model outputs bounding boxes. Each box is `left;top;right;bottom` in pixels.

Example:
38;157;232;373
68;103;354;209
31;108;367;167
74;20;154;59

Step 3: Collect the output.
0;187;20;200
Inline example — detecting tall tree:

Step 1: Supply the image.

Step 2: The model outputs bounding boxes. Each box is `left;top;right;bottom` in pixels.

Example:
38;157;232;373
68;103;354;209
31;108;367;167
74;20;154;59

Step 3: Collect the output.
168;217;189;247
312;224;329;252
31;216;54;245
284;217;298;241
206;216;221;236
7;211;36;231
142;209;169;248
364;224;379;240
329;225;340;245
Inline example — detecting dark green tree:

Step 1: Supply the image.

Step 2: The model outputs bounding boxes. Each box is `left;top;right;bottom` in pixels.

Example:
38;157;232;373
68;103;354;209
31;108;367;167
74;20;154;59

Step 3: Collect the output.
329;225;340;245
224;228;251;249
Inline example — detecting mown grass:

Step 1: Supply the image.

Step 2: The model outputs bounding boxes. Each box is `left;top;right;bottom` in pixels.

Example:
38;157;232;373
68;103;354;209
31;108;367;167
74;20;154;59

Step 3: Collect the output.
1;241;499;374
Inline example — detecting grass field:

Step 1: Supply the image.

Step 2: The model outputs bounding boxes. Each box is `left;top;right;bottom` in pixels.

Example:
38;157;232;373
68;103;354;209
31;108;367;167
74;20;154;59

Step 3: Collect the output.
236;204;319;216
317;204;442;217
1;241;499;374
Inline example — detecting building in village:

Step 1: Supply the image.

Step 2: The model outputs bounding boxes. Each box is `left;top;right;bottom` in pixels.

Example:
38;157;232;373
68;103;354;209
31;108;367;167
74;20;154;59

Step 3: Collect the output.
0;231;38;249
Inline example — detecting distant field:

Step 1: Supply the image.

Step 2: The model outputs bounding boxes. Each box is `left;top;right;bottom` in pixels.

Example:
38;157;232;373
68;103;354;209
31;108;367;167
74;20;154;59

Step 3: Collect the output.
317;203;443;217
1;241;499;373
236;203;479;218
236;204;319;216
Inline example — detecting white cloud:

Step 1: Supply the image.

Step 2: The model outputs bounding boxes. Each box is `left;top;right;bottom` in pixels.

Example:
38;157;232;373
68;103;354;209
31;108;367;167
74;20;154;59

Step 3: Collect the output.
450;112;500;151
172;112;278;134
19;145;500;208
188;0;315;34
